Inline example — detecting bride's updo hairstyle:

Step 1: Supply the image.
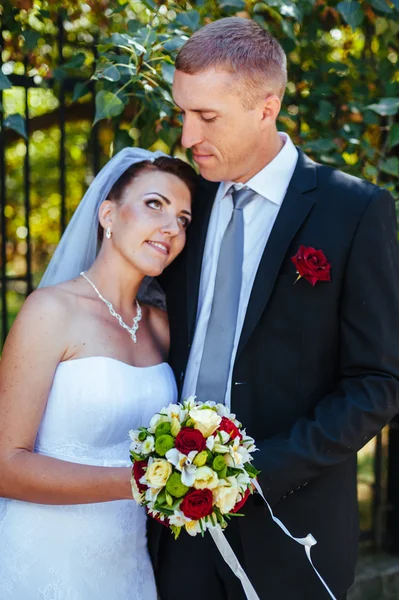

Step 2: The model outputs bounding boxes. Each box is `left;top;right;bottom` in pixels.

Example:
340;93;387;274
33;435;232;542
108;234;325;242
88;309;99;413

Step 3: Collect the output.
98;156;198;242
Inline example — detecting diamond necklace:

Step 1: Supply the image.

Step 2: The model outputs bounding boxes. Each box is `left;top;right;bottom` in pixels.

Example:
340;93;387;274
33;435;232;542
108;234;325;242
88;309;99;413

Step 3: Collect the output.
80;271;142;343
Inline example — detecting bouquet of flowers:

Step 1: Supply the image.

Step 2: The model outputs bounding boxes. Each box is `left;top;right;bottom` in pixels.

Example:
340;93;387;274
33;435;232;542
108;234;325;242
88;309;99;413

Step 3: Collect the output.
129;396;259;539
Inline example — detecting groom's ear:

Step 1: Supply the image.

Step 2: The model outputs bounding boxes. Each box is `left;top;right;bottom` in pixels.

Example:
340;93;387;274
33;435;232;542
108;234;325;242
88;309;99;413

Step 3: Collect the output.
98;199;114;229
259;94;281;127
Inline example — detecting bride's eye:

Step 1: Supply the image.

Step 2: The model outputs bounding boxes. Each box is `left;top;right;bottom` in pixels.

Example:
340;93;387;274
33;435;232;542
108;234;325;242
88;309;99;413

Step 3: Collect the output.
146;199;162;210
178;215;190;229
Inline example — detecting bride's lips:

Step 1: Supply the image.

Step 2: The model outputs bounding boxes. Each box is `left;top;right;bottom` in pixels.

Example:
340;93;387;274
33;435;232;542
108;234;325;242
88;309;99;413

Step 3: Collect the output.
146;240;170;256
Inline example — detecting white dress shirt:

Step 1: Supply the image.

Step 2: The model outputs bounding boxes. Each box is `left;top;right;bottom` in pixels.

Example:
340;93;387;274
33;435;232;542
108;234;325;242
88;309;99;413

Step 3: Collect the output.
182;133;299;408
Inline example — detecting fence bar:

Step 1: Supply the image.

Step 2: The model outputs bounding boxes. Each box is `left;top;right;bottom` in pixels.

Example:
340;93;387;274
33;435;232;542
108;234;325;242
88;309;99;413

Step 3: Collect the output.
387;416;399;552
372;432;384;550
92;38;100;176
58;16;66;235
23;56;32;295
1;24;8;344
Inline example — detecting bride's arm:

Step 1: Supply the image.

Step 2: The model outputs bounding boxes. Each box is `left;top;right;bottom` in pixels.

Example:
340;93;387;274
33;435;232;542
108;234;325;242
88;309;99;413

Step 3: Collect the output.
0;288;132;505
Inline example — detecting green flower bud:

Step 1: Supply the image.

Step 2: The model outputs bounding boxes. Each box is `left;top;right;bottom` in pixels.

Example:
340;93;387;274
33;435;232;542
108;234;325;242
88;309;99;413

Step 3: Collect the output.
155;434;175;457
138;431;147;442
166;491;174;507
185;418;194;428
155;422;172;438
212;455;226;472
193;450;208;467
170;416;181;437
165;472;189;498
218;466;227;480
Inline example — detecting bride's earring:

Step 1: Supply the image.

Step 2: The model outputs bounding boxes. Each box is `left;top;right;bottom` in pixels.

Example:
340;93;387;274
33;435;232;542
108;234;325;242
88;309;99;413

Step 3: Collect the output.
105;227;112;240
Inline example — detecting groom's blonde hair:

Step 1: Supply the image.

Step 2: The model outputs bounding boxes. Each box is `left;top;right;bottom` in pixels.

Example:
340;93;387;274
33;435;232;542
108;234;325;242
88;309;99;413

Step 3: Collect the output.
175;17;287;109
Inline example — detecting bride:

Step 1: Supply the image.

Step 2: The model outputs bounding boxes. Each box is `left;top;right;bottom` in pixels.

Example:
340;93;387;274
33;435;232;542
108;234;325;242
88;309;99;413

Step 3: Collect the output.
0;147;198;599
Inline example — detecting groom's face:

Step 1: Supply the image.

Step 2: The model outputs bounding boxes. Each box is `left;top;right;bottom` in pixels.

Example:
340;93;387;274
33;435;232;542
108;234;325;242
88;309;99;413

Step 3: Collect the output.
173;67;269;183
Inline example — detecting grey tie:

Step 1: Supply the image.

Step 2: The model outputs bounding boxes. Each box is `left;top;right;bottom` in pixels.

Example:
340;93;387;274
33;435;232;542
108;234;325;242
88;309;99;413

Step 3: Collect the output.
196;186;254;403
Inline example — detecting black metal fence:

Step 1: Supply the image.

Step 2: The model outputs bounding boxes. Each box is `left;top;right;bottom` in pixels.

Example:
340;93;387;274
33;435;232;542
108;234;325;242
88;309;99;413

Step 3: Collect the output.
1;15;398;553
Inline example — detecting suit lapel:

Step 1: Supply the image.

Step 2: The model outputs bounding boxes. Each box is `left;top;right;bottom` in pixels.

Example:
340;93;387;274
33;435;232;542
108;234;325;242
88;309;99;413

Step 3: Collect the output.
186;178;219;341
236;149;317;358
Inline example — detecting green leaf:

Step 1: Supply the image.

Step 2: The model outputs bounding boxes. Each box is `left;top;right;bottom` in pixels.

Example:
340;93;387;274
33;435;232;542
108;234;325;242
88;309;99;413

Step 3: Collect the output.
176;10;201;31
280;2;303;22
371;0;392;13
315;100;335;124
281;19;296;42
128;20;141;34
364;164;378;179
141;0;157;9
52;67;67;82
303;139;337;153
22;30;41;52
4;114;27;139
163;37;188;52
63;52;86;70
96;64;121;82
366;98;399;116
72;81;90;102
380;157;399;178
113;2;129;13
0;71;12;91
97;43;114;54
94;90;125;125
389;124;399;149
161;62;175;86
219;0;246;8
110;33;146;55
337;0;365;29
170;525;182;540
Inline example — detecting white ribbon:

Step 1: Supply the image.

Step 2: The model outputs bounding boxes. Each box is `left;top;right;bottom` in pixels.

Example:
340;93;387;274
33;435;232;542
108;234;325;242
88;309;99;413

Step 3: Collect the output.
209;479;337;600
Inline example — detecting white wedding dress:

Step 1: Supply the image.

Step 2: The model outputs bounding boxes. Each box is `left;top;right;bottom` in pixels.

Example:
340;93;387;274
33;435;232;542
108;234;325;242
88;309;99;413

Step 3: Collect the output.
0;356;177;600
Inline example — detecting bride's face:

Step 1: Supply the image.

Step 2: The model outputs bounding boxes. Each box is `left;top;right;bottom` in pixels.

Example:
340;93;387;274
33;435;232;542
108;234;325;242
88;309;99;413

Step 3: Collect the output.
101;169;192;277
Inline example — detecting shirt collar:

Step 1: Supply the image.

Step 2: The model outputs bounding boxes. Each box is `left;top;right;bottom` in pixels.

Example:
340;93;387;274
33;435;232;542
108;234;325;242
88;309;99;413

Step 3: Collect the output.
220;132;298;206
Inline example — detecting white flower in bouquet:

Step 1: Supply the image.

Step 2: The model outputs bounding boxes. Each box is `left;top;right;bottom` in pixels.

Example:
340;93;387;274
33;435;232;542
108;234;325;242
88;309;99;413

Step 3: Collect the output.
213;477;240;514
144;486;162;504
185;520;202;537
129;440;143;454
169;510;190;528
144;457;172;488
225;437;253;468
193;466;219;490
189;408;221;438
130;474;145;504
141;436;155;455
241;431;257;452
165;448;197;487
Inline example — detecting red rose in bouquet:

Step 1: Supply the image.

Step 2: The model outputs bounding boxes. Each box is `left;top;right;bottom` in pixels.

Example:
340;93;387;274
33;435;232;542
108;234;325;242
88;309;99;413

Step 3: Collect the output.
217;416;243;440
175;427;206;454
231;488;251;513
181;489;214;520
132;460;148;493
291;245;331;287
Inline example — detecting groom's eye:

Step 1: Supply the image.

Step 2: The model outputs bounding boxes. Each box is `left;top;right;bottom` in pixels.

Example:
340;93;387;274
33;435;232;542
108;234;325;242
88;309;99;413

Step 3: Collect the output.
200;114;217;123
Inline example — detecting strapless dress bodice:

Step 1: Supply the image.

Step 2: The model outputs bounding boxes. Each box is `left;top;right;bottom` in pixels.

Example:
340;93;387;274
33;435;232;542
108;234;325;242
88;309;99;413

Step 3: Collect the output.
35;356;177;466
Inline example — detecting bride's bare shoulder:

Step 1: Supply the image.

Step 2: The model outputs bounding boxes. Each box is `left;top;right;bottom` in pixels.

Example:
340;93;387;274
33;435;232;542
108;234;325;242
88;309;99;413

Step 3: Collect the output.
17;277;85;323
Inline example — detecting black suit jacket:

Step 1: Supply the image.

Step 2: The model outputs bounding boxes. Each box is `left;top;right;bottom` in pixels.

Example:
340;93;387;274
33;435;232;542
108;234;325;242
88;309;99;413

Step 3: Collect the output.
149;149;399;598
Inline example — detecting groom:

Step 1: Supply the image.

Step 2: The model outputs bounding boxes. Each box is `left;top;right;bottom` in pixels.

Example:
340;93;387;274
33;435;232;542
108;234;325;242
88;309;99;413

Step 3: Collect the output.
148;17;399;599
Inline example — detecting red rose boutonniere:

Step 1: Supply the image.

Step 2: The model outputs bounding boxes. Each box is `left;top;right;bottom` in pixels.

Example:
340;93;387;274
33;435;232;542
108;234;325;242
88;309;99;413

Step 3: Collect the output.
291;245;331;287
